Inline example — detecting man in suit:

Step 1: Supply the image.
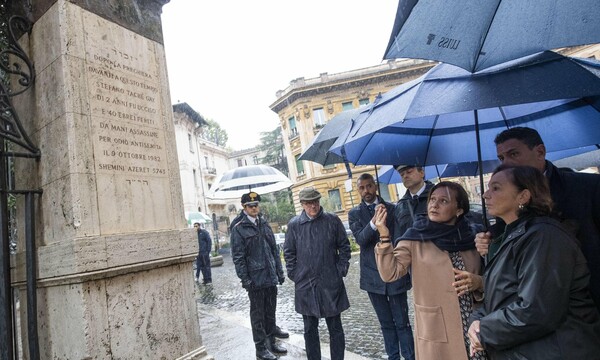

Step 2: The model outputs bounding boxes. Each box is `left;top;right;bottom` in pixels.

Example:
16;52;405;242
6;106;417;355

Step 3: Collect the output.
348;173;415;360
393;165;435;240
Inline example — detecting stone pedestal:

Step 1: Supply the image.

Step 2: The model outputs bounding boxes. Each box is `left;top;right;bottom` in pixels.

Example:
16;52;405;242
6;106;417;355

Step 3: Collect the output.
11;1;208;358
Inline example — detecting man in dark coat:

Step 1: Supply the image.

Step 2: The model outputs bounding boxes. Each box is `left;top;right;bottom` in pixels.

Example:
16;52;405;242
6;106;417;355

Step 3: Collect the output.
284;186;351;360
194;222;212;285
348;173;415;360
230;203;290;340
231;192;287;360
476;127;600;310
393;165;435;241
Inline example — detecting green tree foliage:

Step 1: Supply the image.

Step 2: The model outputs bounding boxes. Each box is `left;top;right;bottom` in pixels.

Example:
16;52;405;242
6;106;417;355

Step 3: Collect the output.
200;118;228;146
258;127;288;176
260;191;295;225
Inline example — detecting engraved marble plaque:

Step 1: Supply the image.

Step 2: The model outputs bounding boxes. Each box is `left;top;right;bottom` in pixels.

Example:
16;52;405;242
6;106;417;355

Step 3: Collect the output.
83;13;173;234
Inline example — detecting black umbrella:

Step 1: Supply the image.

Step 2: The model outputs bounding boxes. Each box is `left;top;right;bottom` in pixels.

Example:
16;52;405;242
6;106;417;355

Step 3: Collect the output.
384;0;600;72
298;108;361;166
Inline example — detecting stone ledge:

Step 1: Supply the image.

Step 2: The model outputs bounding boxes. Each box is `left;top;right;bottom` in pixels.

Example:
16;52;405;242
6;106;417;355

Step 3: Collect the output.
174;346;214;360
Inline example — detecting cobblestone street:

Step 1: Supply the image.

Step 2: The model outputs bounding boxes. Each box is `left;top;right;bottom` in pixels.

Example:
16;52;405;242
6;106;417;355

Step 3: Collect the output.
195;251;415;359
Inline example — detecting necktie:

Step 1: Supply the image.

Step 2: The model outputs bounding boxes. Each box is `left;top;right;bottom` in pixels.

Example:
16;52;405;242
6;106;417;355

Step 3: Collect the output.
412;194;419;201
368;203;376;215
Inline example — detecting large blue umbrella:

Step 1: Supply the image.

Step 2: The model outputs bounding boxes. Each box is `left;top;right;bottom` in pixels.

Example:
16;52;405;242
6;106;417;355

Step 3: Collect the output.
377;147;598;184
330;51;600;167
384;0;600;72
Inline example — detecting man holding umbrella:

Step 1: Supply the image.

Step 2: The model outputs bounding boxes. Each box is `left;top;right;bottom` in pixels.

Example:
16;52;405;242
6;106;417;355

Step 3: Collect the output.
476;126;600;309
348;173;415;360
230;192;287;360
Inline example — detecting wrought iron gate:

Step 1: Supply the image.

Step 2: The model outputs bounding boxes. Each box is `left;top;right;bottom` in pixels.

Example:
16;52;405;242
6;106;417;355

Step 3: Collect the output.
0;11;42;360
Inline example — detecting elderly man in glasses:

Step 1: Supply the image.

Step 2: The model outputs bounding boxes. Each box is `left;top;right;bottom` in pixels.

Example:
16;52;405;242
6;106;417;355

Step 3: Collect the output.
230;192;287;360
284;186;351;360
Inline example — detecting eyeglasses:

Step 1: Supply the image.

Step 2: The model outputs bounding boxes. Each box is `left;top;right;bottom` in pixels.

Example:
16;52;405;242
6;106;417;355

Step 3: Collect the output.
301;200;320;206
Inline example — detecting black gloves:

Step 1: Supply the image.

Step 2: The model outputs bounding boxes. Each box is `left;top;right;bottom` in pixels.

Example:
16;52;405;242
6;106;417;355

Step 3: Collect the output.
242;280;253;290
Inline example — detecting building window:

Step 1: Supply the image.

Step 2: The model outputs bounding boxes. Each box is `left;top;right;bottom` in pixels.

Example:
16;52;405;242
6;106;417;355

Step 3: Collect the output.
359;98;370;107
188;133;194;152
328;189;342;211
237;159;243;167
288;116;298;138
204;156;210;168
342;101;354;111
253;155;259;165
193;169;198;188
295;154;304;175
313;107;326;127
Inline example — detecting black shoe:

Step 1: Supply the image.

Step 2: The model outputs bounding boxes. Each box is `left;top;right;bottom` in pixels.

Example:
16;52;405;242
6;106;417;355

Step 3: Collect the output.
202;280;212;285
256;348;277;360
267;339;287;355
272;326;289;339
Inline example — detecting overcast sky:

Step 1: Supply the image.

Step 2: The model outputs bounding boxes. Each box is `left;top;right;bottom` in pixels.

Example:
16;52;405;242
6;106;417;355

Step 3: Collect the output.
161;0;399;150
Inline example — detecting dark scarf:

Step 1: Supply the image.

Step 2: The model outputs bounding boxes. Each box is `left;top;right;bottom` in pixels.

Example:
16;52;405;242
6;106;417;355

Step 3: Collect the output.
399;214;476;252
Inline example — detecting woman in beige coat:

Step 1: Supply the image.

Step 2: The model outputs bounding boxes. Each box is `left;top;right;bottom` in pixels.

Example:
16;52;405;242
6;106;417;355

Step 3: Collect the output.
375;181;487;360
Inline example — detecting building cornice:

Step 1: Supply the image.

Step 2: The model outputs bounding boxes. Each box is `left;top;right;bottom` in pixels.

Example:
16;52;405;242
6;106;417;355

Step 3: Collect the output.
270;60;434;114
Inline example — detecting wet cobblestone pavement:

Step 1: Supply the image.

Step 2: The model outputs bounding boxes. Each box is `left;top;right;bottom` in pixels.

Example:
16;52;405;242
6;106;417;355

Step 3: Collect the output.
196;251;415;359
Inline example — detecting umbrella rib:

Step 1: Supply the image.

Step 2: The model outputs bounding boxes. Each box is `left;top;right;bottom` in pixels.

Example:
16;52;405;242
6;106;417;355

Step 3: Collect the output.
422;115;439;166
473;0;504;72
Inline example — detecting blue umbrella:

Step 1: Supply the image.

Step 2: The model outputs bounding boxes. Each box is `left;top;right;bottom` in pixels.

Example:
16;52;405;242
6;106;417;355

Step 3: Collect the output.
377;146;598;184
384;0;600;72
330;52;600;167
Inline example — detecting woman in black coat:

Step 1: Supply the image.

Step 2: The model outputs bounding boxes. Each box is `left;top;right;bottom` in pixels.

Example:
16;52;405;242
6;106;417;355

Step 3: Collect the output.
468;165;600;359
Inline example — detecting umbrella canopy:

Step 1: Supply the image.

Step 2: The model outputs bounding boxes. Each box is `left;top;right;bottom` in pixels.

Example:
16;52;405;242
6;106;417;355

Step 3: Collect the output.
298;108;361;165
186;211;212;225
377;146;598;184
330;51;600;166
206;165;293;200
384;0;600;72
378;164;449;184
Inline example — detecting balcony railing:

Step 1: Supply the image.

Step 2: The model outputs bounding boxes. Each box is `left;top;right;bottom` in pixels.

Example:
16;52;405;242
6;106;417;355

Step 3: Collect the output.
203;167;217;176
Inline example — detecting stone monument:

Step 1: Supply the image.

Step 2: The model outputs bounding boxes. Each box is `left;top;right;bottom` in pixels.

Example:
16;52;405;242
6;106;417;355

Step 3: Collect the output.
9;0;209;358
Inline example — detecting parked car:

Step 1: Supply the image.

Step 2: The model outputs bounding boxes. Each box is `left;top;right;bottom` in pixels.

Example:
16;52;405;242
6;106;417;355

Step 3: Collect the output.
274;232;286;245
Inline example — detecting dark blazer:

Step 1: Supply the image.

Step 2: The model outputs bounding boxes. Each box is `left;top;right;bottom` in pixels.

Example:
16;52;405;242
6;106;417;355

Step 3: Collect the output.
348;197;411;295
546;160;600;309
197;228;212;255
393;181;435;241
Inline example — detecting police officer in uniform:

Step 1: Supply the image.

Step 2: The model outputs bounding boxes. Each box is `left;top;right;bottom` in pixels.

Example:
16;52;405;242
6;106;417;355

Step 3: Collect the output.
230;192;287;360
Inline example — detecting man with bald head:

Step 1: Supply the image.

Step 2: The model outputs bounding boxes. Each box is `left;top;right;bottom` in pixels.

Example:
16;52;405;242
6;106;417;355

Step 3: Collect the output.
476;126;600;309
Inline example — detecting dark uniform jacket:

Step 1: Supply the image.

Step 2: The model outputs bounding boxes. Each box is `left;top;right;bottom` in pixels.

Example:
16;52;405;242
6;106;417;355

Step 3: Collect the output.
231;215;284;289
472;216;600;359
197;228;212;255
546;160;600;309
284;208;351;318
348;197;411;294
393;180;435;241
